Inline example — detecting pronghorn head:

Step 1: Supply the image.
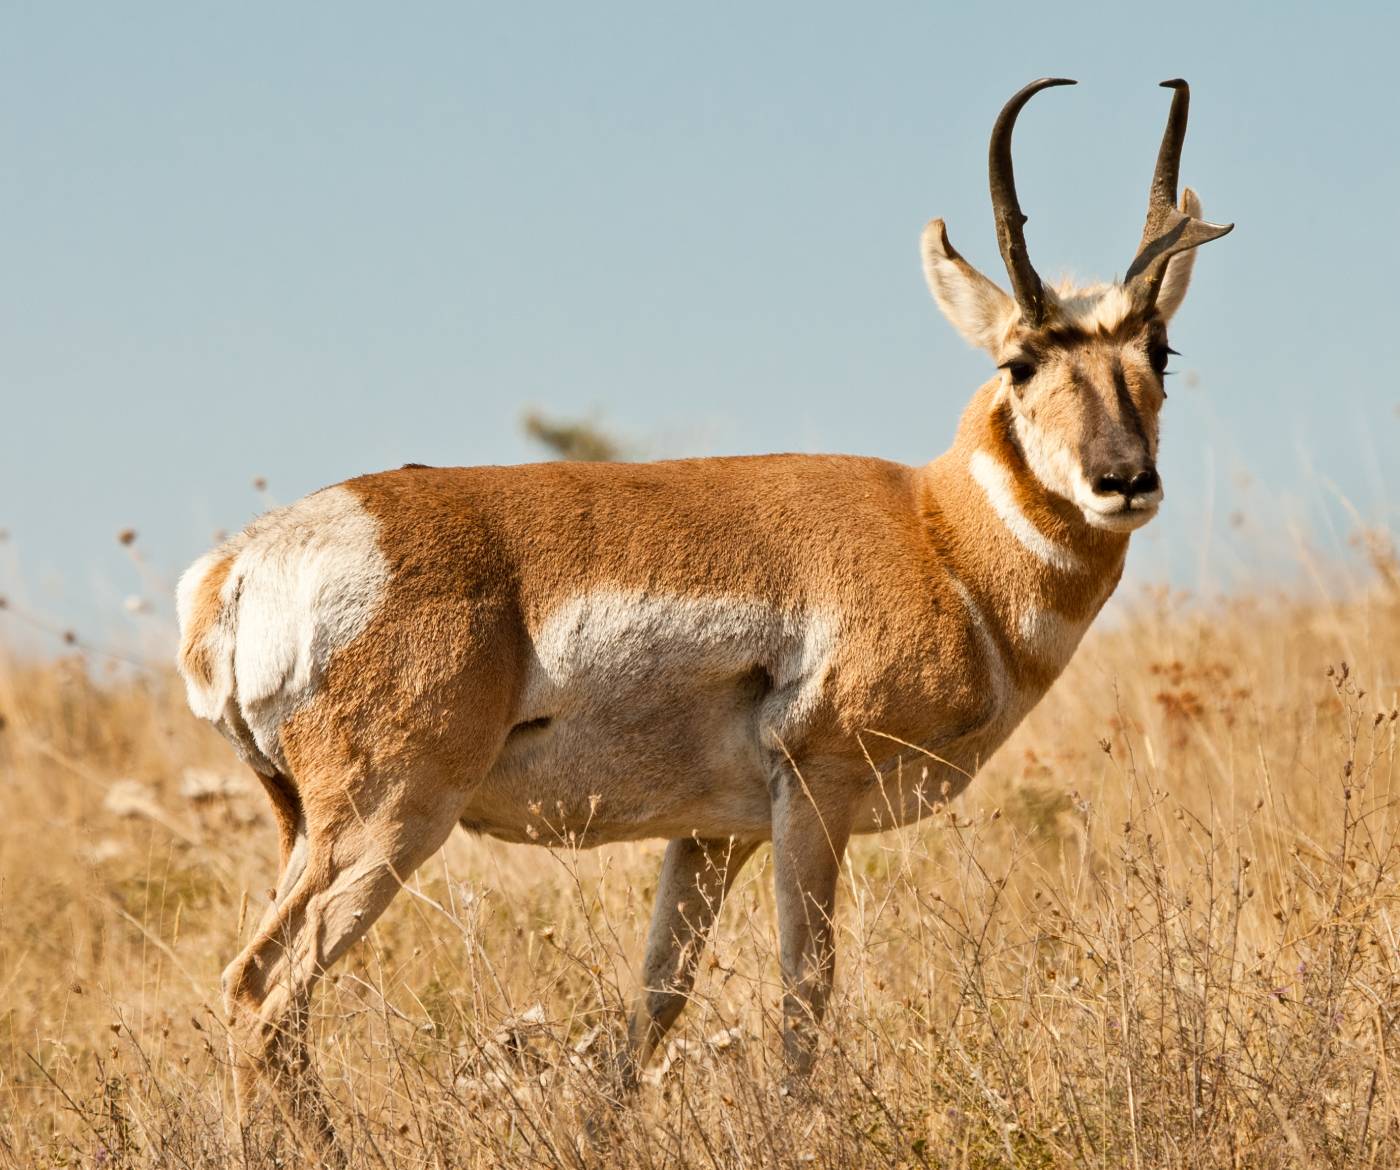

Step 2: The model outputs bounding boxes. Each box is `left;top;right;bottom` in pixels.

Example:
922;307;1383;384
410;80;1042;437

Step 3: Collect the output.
922;79;1232;533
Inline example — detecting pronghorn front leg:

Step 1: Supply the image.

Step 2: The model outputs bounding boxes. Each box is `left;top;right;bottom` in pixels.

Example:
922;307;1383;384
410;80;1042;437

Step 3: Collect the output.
621;836;758;1087
770;768;851;1079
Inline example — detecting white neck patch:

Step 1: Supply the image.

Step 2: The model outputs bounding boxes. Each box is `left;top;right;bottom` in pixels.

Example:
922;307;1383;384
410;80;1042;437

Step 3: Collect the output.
968;449;1080;573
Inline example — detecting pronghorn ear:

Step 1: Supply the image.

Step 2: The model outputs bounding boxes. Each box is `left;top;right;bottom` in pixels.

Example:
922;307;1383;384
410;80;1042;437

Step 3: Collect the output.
921;219;1016;354
1155;188;1205;322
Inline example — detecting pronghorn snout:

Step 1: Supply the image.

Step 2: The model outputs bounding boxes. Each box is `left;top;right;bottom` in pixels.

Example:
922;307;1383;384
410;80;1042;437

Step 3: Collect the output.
1081;456;1163;531
1092;464;1159;501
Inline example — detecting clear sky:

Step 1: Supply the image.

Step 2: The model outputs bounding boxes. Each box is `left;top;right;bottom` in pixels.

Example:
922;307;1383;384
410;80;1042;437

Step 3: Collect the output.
2;2;1397;654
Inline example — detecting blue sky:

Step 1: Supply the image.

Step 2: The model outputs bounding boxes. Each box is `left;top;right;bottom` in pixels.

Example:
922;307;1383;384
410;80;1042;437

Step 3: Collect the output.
2;2;1396;654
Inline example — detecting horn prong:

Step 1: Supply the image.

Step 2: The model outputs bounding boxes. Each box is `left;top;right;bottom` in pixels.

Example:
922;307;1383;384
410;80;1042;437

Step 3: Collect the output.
1126;80;1233;308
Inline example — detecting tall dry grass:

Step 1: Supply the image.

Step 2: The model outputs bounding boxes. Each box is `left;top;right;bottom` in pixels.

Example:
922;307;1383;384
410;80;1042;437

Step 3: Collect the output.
1;546;1398;1168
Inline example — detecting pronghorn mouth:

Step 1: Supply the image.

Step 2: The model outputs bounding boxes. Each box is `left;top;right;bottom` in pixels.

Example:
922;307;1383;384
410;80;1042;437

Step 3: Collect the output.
1082;491;1162;532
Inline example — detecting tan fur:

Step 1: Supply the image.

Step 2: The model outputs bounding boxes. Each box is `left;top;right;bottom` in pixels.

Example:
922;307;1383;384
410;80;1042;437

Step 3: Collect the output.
194;393;1151;1153
182;156;1216;1168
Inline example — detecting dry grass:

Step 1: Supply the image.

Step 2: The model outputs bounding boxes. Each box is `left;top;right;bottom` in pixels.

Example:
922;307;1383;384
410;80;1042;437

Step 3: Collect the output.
1;551;1398;1169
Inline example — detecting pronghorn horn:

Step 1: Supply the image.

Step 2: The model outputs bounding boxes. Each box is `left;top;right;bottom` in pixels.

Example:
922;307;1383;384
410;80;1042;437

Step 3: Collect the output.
1125;80;1234;307
989;77;1076;328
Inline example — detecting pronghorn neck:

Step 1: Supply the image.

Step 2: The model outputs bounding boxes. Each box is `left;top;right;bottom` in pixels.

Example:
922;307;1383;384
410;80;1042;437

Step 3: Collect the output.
920;378;1130;687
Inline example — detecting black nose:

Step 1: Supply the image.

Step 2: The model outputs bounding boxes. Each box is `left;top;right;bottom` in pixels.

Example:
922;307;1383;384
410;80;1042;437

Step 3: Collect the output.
1094;467;1159;498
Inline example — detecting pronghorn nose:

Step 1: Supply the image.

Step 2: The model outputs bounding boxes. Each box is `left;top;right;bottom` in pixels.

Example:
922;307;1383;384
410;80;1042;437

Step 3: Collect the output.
1094;466;1159;498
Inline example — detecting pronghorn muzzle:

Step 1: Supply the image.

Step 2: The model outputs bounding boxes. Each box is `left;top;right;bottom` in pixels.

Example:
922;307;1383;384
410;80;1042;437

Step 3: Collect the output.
1092;464;1160;503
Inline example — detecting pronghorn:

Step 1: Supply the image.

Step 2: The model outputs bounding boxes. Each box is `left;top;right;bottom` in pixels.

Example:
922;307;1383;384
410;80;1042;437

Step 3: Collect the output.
177;78;1230;1154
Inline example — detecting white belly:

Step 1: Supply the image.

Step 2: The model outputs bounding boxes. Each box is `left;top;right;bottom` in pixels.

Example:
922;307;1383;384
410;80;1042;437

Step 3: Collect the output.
461;590;838;844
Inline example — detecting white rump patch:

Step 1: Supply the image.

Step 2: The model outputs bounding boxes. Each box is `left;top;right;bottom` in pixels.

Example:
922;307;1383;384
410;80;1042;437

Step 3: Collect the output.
175;486;390;773
176;550;239;721
968;450;1080;573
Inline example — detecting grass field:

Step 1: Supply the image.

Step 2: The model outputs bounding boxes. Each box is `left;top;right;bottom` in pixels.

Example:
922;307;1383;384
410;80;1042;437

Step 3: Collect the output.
1;540;1397;1168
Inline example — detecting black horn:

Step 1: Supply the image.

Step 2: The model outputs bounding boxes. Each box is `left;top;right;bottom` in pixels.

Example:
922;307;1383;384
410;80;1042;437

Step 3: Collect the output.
989;77;1076;327
1124;80;1233;308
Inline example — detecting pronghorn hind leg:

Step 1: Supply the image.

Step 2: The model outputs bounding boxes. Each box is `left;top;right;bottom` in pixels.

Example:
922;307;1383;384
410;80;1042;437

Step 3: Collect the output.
221;777;465;1164
769;767;851;1081
252;767;302;875
242;769;310;940
620;836;758;1089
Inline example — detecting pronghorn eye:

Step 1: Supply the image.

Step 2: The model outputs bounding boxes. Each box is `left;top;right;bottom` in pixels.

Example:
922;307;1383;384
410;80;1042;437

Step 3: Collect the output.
1149;343;1178;375
1002;361;1035;386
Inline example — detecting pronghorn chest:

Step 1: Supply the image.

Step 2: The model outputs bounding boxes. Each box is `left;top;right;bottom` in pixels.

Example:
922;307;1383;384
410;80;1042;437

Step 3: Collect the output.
1009;601;1097;686
844;587;1100;835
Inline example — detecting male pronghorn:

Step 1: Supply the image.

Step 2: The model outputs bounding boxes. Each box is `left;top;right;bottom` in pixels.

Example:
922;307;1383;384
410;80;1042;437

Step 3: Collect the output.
178;79;1230;1154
